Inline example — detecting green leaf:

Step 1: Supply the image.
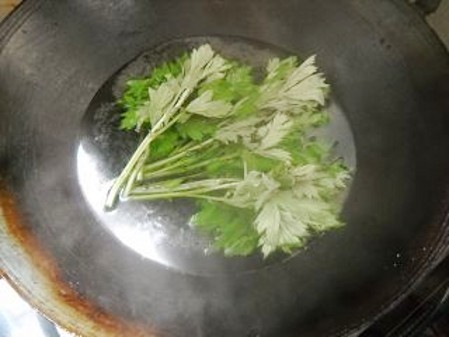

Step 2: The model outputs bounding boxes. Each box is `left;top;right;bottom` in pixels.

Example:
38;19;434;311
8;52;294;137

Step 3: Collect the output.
233;92;261;118
297;140;330;164
182;44;231;89
247;113;294;162
148;54;188;88
260;55;329;114
265;56;298;83
175;117;217;141
120;108;139;131
118;54;188;130
119;79;152;130
199;63;257;103
255;189;340;257
206;155;244;179
148;128;181;160
242;151;279;173
225;170;280;210
119;54;187;130
185;90;233;118
194;201;259;256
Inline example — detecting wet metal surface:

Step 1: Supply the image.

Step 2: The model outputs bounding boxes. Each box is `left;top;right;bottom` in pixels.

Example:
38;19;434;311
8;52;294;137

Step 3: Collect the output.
0;1;449;337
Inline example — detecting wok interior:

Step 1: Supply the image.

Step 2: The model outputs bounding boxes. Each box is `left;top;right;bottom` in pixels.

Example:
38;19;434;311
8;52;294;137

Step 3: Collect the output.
0;1;449;336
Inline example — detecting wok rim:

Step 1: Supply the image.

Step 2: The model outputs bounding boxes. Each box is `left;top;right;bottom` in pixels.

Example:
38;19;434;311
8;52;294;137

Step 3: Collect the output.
0;0;449;336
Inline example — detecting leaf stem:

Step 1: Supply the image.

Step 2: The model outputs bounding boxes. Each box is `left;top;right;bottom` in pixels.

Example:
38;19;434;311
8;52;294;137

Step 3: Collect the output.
131;179;240;195
127;190;233;203
123;148;148;197
105;109;185;209
142;139;215;173
141;153;239;180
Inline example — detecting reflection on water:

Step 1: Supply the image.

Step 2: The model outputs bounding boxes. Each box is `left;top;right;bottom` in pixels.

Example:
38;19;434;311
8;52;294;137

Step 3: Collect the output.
76;145;174;268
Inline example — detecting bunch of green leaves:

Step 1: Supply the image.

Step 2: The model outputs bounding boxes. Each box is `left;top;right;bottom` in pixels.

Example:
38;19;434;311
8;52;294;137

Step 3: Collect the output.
106;44;350;257
119;54;188;130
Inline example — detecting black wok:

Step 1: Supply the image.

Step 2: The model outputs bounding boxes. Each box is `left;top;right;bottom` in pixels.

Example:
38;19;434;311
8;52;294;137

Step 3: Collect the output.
1;0;449;336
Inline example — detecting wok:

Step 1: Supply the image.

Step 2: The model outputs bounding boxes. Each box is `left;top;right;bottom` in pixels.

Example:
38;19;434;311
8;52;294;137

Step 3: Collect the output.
1;0;449;336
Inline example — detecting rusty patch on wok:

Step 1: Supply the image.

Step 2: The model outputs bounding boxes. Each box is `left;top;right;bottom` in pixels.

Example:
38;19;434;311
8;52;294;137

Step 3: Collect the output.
0;185;165;337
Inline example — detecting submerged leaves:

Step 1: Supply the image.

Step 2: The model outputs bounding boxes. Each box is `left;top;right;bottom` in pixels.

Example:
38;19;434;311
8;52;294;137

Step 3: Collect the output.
110;43;350;257
186;90;233;118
